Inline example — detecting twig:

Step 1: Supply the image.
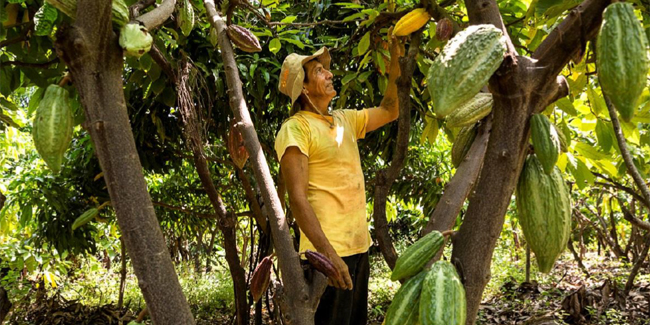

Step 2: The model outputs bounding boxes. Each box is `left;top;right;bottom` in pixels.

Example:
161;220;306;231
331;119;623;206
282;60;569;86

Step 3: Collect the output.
616;197;650;232
240;0;278;38
2;58;59;68
135;0;176;30
269;19;362;27
151;201;217;218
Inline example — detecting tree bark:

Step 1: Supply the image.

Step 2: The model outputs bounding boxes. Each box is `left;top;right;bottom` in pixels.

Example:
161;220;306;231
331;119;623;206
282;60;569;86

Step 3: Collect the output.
54;1;194;323
204;2;327;324
452;1;608;323
372;32;421;270
625;233;650;295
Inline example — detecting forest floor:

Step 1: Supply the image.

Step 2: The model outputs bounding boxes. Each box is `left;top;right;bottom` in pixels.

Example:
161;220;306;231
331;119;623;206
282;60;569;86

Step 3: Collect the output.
4;244;649;324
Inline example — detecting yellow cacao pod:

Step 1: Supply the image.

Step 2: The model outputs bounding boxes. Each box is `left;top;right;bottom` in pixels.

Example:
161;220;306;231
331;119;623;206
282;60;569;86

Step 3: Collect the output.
393;8;430;37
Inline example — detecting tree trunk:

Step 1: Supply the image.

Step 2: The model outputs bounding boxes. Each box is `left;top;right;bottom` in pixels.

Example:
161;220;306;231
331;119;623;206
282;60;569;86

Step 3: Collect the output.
54;1;194;323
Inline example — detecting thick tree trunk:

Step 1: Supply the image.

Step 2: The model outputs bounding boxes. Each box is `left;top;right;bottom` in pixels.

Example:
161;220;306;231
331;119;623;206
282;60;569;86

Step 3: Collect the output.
54;1;194;323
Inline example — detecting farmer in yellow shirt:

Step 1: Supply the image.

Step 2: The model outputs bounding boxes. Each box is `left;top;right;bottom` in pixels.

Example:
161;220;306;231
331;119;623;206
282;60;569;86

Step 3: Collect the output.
275;34;403;325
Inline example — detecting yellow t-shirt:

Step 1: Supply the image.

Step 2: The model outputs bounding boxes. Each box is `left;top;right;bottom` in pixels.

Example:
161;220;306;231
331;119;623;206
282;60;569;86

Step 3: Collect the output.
275;109;372;257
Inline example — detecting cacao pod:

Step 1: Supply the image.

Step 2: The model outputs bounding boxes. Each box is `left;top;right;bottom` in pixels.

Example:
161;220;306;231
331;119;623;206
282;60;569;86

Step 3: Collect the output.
33;85;74;174
177;0;195;37
530;114;560;174
119;23;153;58
516;155;571;273
304;250;340;280
428;25;506;118
385;270;427;325
596;2;649;122
72;208;99;231
227;25;262;53
435;18;453;42
45;0;129;27
391;231;444;281
393;8;431;37
228;121;248;169
451;124;477;168
250;255;273;303
419;261;466;325
445;92;492;128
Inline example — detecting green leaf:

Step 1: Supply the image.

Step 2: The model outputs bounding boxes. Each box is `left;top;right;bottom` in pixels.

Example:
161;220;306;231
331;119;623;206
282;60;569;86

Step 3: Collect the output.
357;71;372;83
595;119;612;152
280;15;297;23
341;72;357;85
0;97;18;111
420;116;439;145
34;3;58;37
358;32;370;56
28;87;45;116
586;84;605;117
575;142;610;161
269;38;281;54
0;110;20;128
555;97;577;116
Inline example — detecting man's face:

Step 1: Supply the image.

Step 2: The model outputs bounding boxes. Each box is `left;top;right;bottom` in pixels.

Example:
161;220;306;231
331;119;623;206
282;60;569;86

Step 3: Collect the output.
303;60;336;101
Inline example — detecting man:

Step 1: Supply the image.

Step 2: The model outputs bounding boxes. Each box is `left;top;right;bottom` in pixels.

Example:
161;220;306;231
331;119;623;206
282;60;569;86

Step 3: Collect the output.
275;35;403;325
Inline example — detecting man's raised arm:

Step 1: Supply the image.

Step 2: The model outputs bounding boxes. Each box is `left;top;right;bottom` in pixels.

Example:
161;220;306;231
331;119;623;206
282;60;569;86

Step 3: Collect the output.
366;33;404;132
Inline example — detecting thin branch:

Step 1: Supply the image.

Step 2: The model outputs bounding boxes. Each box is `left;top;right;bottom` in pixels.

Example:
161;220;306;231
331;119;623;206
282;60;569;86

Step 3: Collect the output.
130;0;157;17
617;197;650;232
269;19;362;27
240;0;278;38
152;201;217;218
605;95;650;210
136;0;176;30
2;58;59;68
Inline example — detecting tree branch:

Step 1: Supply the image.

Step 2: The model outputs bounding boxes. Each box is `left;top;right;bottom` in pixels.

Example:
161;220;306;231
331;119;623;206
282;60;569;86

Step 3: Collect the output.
617;197;650;232
136;0;176;30
2;58;59;68
532;0;610;80
269;19;362;27
130;0;157;17
152;201;216;218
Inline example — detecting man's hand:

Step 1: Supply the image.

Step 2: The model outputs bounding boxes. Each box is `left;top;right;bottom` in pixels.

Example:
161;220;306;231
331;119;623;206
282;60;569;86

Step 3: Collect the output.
322;247;353;290
388;28;405;80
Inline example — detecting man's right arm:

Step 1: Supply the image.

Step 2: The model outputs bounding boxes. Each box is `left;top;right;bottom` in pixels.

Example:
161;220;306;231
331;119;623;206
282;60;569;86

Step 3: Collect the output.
281;146;353;290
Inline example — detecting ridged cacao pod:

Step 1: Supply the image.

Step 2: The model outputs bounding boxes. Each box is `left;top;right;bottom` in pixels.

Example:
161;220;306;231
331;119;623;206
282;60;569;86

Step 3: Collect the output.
250;255;273;302
33;85;74;174
530;114;560;175
45;0;129;27
393;8;431;37
445;92;492;128
391;231;444;281
177;0;195;37
516;155;571;273
304;250;340;280
451;124;477;168
228;121;248;169
227;25;262;53
385;270;427;325
119;23;153;58
72;208;99;231
435;18;453;42
419;261;466;325
596;2;649;122
428;25;506;118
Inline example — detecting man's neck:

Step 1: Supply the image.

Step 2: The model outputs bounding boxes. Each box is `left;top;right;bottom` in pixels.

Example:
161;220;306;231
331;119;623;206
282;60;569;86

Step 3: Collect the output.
304;96;332;116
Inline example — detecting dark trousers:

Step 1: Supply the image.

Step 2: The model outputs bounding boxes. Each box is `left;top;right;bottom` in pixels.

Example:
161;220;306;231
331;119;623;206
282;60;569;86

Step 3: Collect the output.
314;252;369;325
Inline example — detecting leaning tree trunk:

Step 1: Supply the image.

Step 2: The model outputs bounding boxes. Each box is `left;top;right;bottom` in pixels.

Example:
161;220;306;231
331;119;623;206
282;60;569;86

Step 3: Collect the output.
54;1;194;323
204;1;327;324
451;1;610;323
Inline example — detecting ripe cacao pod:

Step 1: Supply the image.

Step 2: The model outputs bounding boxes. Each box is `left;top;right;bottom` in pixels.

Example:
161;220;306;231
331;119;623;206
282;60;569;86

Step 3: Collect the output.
516;155;571;273
419;261;466;325
304;250;340;280
228;121;248;169
227;25;262;53
435;18;453;42
45;0;129;27
445;92;492;128
72;208;99;231
33;85;74;174
177;0;195;37
385;270;427;325
393;8;431;37
119;23;153;58
451;124;477;168
250;255;273;302
596;2;649;122
530;114;560;175
428;25;506;118
391;230;444;281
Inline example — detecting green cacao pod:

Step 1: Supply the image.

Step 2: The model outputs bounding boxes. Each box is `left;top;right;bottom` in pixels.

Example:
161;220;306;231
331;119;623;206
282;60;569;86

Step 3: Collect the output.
445;92;492;128
72;208;99;231
119;23;153;58
451;124;477;168
428;24;506;118
177;0;195;37
45;0;129;27
530;114;560;174
419;261;466;325
385;270;427;325
33;85;74;174
596;2;649;122
227;25;262;53
391;231;444;281
516;155;571;273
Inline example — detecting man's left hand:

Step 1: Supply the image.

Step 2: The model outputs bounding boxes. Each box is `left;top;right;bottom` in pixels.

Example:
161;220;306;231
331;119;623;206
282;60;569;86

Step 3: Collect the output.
388;30;405;79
